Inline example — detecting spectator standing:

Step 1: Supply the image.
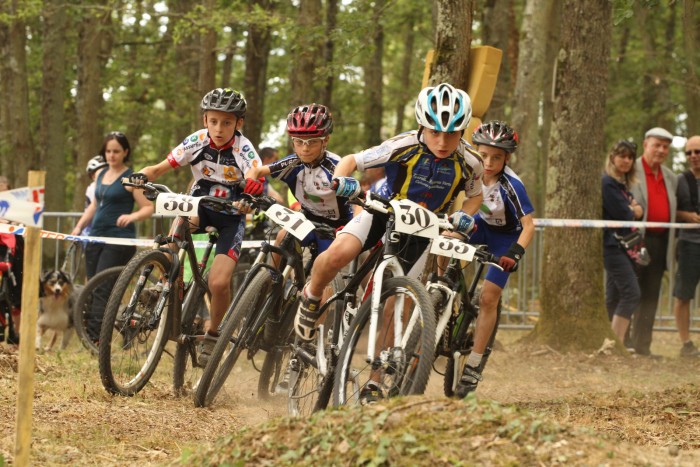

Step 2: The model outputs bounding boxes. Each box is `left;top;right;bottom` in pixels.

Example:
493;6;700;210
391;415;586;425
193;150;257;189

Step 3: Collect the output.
629;127;677;357
70;132;154;341
602;140;643;344
672;135;700;357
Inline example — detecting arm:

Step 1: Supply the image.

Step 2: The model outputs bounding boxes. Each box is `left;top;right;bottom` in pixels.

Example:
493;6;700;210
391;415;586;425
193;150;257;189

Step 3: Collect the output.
333;154;359;178
138;159;174;182
460;192;483;216
677;210;700;223
244;165;271;180
116;187;155;227
515;213;535;249
70;198;98;235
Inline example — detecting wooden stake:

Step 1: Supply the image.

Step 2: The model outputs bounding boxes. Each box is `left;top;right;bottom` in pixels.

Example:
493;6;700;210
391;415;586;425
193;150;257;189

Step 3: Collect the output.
14;170;45;465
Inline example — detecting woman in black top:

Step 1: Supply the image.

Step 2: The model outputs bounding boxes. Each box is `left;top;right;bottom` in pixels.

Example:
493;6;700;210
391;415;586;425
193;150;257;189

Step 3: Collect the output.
602;140;644;345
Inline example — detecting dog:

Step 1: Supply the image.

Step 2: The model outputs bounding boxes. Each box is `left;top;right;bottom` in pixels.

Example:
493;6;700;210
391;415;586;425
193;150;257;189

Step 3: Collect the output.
37;270;80;351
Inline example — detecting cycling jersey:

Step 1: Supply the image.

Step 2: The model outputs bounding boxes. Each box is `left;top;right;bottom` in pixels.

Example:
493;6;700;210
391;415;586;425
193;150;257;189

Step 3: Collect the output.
268;151;352;228
166;129;261;206
353;131;483;213
478;166;534;233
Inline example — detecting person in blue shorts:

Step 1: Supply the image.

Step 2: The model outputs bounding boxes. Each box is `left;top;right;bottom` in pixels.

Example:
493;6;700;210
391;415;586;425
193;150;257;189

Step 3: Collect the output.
456;120;535;397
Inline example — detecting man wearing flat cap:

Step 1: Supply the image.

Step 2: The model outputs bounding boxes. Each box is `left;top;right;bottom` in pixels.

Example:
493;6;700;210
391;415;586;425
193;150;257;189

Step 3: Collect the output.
629;127;677;357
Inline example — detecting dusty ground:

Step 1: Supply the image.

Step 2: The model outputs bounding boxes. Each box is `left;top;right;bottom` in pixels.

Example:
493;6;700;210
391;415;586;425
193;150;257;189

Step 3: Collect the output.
0;329;699;465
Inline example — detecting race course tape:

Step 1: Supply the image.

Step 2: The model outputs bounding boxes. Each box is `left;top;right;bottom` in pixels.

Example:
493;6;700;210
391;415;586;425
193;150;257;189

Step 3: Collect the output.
0;223;264;249
2;218;699;249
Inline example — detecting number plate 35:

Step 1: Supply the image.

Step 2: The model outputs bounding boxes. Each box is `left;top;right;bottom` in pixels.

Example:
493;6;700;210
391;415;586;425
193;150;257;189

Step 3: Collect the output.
430;236;477;261
265;204;315;241
155;193;201;217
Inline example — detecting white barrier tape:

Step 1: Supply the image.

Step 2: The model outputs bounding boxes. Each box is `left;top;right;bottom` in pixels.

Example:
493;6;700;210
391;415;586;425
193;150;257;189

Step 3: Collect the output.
0;223;264;249
533;219;700;229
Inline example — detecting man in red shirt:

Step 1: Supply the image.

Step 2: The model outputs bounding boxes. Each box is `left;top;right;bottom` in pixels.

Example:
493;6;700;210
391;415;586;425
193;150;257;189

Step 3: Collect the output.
630;127;678;357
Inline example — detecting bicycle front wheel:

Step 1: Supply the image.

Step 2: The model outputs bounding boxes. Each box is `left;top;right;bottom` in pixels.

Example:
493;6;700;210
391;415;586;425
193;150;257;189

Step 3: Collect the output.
332;276;435;406
194;268;275;407
287;276;345;416
98;249;172;396
73;266;124;355
172;272;210;397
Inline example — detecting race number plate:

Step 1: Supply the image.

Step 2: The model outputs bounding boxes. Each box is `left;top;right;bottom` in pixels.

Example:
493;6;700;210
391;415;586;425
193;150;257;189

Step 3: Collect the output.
155;193;201;217
430;236;477;261
389;199;439;239
265;204;315;241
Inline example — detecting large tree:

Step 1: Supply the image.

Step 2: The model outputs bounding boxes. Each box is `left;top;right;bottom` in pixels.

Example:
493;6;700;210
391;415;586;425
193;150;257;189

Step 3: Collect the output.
528;0;614;351
429;0;474;89
244;0;274;148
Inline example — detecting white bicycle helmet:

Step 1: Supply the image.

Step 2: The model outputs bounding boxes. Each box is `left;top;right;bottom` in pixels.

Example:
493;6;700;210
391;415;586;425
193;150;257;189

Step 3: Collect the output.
86;155;107;174
415;83;472;132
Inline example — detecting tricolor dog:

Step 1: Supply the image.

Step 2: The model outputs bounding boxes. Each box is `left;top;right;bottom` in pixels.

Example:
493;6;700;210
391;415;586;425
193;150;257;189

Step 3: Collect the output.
37;270;79;351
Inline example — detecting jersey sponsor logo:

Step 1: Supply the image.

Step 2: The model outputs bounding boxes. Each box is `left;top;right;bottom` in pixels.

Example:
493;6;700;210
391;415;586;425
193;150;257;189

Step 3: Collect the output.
247;151;255;159
201;166;214;177
182;137;189;145
177;148;183;155
190;135;198;142
184;144;198;151
242;145;250;152
223;166;239;181
209;184;232;198
204;153;213;161
199;133;205;140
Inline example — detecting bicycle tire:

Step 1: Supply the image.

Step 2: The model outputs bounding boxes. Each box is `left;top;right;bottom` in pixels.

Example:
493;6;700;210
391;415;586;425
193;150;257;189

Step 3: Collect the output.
287;276;345;416
73;266;124;355
172;271;210;396
193;268;274;407
332;276;435;406
98;249;172;396
443;295;501;398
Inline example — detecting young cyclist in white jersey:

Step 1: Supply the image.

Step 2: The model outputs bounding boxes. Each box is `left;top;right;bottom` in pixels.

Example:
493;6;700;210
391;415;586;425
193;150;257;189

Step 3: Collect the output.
294;83;484;349
129;87;265;365
246;104;353;257
455;120;535;397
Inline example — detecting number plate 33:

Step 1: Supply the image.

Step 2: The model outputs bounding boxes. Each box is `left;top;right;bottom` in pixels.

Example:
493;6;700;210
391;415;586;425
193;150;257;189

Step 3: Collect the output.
430;236;477;261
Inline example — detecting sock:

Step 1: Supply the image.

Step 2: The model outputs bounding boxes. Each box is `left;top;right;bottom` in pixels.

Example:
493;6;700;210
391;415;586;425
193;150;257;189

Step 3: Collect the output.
303;285;321;302
466;352;483;369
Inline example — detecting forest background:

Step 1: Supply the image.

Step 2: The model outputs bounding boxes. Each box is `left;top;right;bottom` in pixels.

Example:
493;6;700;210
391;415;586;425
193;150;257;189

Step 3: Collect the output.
0;0;698;351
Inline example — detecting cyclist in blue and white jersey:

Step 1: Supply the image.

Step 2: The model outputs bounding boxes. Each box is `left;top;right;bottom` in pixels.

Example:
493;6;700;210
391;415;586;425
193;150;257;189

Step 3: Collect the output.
294;83;485;353
455;120;535;397
130;87;265;365
247;103;353;255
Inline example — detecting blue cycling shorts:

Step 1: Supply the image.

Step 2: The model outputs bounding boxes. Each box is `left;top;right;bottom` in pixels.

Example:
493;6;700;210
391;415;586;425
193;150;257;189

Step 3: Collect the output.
468;216;520;289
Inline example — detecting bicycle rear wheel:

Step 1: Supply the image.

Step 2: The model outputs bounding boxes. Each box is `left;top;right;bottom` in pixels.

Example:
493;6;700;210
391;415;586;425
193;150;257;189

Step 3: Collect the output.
194;268;275;407
73;266;124;355
332;276;435;406
287;276;345;416
172;272;210;396
98;249;172;396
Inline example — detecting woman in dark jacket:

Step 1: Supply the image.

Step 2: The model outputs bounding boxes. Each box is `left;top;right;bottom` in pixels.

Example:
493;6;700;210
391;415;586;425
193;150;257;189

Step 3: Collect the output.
602;140;644;345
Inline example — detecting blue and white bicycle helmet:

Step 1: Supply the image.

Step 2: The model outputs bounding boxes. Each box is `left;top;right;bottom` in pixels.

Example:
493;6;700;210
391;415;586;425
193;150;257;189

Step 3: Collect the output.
415;83;472;132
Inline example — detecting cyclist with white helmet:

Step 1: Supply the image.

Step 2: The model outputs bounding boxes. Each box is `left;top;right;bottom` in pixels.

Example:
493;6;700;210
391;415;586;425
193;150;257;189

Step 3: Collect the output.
294;83;484;361
455;120;535;398
129;87;264;366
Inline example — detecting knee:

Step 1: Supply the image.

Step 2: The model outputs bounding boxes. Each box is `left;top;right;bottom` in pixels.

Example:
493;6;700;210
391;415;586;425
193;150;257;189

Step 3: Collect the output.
208;274;230;295
479;289;501;313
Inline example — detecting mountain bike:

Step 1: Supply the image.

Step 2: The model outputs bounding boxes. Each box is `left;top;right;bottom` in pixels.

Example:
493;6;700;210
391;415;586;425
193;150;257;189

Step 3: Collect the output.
331;192;436;407
193;200;338;407
98;179;234;396
424;230;506;397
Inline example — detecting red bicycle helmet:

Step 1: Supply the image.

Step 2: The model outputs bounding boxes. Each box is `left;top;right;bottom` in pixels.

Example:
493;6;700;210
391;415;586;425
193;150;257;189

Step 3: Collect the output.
287;104;333;137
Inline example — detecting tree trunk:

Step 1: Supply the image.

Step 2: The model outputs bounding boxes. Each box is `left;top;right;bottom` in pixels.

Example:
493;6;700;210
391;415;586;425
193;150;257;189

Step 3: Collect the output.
0;18;11;181
320;0;338;108
221;30;238;88
244;0;273;148
429;0;474;89
529;0;613;352
510;0;555;215
364;0;385;148
73;6;112;211
7;0;36;186
393;12;416;135
198;0;217;99
480;0;517;121
290;0;323;106
683;0;700;136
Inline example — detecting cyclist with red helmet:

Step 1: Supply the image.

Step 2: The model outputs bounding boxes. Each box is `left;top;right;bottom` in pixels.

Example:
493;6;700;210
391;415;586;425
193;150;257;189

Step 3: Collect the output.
455;120;535;397
246;103;352;255
130;87;264;365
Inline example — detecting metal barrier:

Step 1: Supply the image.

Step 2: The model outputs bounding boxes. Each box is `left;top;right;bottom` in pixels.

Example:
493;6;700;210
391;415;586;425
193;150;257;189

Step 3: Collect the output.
40;213;700;332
